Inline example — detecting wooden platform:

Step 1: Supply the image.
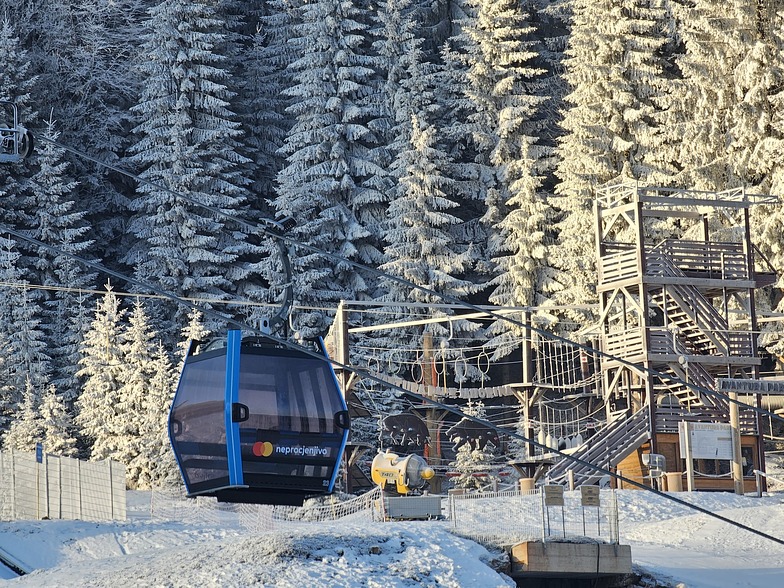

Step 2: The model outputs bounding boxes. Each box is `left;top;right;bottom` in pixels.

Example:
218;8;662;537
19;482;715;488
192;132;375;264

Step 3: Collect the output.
510;541;632;578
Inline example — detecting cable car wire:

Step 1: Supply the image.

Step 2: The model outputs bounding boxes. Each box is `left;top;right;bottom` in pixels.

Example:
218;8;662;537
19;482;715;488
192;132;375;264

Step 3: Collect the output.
6;137;779;546
37;135;784;430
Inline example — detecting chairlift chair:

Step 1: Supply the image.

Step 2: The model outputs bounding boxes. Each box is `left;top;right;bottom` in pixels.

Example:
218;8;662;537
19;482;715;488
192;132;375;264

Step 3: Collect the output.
0;101;33;163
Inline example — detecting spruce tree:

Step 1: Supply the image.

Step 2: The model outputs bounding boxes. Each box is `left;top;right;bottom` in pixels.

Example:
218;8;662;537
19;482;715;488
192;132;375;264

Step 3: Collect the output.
113;298;158;486
663;0;763;191
23;118;97;400
135;340;179;489
126;0;259;337
40;383;78;457
29;0;146;261
449;401;499;490
380;116;479;368
239;0;298;207
274;0;385;338
3;376;43;452
75;283;126;460
0;16;37;227
0;282;53;418
0;237;25;431
455;0;554;354
550;0;669;325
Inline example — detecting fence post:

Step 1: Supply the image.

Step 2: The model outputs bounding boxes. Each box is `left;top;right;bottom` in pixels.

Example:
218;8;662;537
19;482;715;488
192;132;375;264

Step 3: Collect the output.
58;457;62;519
568;470;575;491
610;491;619;544
108;460;114;520
10;449;15;520
44;456;50;519
77;459;82;520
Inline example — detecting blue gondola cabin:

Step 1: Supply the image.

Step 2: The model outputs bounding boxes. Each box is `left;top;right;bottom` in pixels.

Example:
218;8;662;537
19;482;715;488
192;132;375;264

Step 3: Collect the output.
169;330;350;506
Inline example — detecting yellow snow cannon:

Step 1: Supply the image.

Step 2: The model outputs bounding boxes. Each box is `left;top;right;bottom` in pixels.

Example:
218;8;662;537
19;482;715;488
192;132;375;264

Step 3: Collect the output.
371;450;435;495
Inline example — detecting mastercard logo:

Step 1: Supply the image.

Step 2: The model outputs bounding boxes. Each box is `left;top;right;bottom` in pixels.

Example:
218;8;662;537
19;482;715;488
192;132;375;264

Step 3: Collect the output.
252;441;274;457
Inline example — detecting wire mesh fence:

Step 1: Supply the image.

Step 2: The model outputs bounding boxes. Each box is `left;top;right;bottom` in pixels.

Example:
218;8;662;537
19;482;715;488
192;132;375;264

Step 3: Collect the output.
150;483;620;551
150;486;384;533
0;449;126;522
448;487;619;547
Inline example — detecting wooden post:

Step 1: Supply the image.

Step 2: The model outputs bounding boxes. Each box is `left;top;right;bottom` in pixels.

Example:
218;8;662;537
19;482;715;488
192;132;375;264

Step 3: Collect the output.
743;206;766;491
422;333;443;493
44;455;50;520
334;301;351;397
682;422;695;492
729;391;745;495
522;311;534;458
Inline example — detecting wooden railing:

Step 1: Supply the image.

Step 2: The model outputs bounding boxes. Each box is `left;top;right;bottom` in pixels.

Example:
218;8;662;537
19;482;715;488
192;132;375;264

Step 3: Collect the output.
598;248;638;284
647;252;731;354
654;240;749;280
604;326;753;361
602;327;645;358
546;407;651;486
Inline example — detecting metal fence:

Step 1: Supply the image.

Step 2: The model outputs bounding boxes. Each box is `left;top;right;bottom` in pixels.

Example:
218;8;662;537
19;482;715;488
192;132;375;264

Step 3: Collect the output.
0;450;126;522
150;486;383;533
448;487;619;547
150;484;619;551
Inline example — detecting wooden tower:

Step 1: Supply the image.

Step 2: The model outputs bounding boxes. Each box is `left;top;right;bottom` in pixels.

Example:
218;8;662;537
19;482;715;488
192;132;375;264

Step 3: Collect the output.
547;184;778;491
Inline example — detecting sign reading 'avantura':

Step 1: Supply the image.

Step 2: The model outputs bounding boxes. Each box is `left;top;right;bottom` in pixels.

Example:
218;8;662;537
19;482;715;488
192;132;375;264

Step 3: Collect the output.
716;378;784;394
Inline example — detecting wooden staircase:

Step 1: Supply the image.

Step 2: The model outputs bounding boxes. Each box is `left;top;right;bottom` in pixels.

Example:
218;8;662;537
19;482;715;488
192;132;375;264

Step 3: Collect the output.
656;334;728;411
546;407;651;487
648;251;731;356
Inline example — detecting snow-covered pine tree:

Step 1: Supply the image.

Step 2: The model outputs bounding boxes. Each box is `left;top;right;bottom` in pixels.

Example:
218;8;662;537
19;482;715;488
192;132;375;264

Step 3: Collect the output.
10;283;52;394
451;0;555;356
379;114;480;373
753;13;784;360
449;400;499;490
230;2;306;326
728;33;784;193
40;383;78;457
238;0;298;208
3;376;43;451
0;237;25;431
28;1;146;263
22;118;97;401
177;307;211;362
112;297;158;486
275;0;385;338
364;0;449;365
135;340;179;489
549;0;669;327
126;0;260;338
662;0;763;191
75;283;126;460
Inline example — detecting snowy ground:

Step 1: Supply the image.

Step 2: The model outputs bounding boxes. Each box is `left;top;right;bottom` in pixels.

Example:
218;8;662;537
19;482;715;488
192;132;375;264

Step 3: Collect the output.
0;459;783;587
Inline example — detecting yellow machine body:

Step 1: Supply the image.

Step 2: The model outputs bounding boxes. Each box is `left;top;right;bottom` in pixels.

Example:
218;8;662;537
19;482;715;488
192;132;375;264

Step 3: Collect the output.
371;451;434;495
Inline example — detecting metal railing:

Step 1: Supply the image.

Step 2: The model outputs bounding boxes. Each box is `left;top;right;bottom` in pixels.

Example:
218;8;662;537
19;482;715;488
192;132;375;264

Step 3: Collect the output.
753;469;784;497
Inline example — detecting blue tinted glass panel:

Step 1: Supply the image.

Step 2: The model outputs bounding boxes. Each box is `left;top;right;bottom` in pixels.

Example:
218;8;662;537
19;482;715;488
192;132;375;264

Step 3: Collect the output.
170;353;228;489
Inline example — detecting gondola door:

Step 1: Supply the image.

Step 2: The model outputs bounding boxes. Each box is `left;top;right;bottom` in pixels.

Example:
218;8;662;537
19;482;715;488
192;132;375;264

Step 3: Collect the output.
224;330;245;488
230;333;350;505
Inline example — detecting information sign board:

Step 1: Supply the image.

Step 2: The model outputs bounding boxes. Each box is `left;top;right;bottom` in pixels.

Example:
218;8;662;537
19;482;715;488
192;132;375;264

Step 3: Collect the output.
678;422;733;460
543;484;564;506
